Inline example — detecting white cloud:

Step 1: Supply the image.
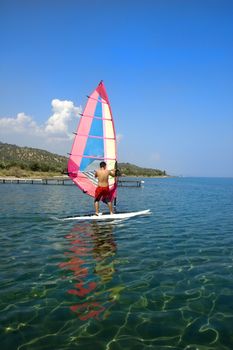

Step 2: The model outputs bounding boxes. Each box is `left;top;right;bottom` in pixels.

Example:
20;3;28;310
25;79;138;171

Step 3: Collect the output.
116;133;123;143
0;112;43;135
45;99;81;138
0;99;82;155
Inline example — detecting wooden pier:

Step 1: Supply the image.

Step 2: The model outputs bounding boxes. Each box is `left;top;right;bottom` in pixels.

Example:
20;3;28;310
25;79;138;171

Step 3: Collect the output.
117;179;142;187
0;177;143;187
0;177;72;185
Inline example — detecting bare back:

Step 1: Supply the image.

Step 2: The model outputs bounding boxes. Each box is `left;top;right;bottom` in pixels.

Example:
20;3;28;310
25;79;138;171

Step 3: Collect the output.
95;168;111;187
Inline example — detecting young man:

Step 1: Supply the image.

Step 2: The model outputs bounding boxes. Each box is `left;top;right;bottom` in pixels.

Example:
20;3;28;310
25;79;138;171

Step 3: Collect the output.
94;161;116;215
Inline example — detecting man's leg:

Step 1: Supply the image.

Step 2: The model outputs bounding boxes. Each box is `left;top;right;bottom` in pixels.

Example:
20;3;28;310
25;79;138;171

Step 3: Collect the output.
107;201;113;215
94;200;99;215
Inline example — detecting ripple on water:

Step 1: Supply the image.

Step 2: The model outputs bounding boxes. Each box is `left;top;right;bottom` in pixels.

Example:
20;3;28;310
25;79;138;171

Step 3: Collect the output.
0;179;233;350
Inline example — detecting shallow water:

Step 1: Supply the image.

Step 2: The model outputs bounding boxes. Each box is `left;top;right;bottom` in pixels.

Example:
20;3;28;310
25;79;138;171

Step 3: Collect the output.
0;177;233;350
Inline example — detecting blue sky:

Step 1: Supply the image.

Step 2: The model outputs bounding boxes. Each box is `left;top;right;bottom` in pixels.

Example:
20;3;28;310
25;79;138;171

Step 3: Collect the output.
0;0;232;177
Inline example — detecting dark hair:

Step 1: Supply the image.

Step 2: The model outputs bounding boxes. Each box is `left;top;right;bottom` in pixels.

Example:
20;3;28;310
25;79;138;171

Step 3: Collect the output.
100;161;106;168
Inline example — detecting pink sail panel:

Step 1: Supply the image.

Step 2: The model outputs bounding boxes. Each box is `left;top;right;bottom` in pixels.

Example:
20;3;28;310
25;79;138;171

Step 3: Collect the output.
68;81;117;200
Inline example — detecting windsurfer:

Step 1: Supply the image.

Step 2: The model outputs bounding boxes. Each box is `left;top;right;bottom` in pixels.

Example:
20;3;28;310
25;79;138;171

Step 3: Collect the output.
94;161;116;215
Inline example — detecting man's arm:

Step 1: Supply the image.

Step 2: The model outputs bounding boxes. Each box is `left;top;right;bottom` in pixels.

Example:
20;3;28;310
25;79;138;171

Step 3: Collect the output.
109;169;116;177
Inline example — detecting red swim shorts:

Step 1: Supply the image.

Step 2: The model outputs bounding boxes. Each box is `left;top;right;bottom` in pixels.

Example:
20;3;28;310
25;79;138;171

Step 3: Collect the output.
95;186;110;203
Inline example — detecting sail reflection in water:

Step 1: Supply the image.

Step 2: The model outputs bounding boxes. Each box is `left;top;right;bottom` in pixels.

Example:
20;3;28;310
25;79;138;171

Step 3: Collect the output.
59;222;118;321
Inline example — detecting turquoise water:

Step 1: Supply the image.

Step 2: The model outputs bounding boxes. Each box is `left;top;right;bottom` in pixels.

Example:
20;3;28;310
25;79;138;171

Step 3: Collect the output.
1;177;233;350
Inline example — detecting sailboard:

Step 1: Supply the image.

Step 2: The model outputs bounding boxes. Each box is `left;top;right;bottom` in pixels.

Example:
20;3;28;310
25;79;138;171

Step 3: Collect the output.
57;209;151;222
68;81;117;201
66;81;150;221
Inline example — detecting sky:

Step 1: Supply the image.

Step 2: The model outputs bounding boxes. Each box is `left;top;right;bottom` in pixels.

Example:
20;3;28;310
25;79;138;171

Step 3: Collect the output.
0;0;233;177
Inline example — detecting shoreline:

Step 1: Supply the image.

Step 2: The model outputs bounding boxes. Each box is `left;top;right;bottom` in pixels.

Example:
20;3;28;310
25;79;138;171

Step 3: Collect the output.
0;174;174;180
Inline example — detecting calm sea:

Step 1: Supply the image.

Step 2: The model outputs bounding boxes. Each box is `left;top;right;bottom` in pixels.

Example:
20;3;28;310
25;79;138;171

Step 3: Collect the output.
1;177;233;350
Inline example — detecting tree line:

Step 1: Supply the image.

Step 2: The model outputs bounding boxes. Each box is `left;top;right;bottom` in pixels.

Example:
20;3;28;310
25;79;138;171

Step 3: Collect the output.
0;142;168;177
0;160;66;173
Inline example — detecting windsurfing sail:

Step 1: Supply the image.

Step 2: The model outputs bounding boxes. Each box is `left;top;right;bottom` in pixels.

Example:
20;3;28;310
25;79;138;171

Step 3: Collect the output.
68;81;117;201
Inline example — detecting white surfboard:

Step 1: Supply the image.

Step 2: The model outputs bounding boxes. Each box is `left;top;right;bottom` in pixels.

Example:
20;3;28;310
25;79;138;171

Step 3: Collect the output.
58;209;151;222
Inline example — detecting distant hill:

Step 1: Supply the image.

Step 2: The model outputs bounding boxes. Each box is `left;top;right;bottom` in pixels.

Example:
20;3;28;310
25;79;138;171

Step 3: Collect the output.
0;142;67;173
0;142;167;177
118;162;167;177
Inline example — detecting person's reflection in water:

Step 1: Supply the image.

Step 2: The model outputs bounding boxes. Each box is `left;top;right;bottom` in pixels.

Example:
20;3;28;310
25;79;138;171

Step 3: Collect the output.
91;222;117;284
59;222;119;321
